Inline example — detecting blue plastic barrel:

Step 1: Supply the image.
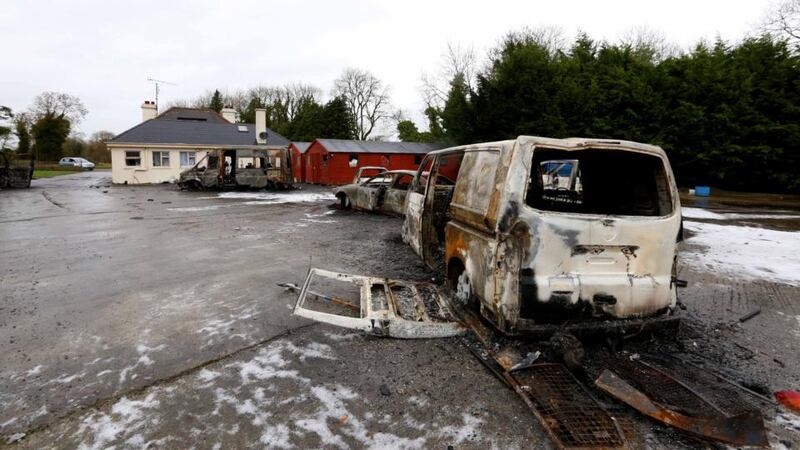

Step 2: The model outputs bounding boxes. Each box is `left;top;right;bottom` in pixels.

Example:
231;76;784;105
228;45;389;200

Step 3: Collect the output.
694;186;711;197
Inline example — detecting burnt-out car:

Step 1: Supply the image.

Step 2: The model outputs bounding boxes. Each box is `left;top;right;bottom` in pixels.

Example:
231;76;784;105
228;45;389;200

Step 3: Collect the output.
403;136;683;335
333;170;415;216
178;147;292;190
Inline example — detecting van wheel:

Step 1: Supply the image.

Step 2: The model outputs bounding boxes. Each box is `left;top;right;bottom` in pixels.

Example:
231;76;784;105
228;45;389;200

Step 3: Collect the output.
186;180;203;191
448;260;476;310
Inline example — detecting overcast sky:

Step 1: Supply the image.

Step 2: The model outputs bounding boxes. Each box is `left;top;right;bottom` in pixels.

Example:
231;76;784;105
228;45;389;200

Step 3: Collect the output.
2;0;772;138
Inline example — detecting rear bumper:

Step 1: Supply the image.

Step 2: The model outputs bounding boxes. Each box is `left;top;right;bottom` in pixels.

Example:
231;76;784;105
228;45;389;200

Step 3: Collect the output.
526;273;675;319
514;313;680;339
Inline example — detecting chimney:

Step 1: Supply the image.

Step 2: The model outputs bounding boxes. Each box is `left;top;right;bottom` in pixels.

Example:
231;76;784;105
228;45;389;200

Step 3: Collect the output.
141;101;157;122
255;108;267;144
220;106;237;123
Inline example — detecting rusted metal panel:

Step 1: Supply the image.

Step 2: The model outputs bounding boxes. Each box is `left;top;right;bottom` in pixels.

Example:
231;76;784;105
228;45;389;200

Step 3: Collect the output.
292;268;466;339
595;370;768;447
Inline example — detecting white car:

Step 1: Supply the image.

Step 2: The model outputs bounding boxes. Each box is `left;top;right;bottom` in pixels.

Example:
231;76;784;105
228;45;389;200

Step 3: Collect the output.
59;157;96;170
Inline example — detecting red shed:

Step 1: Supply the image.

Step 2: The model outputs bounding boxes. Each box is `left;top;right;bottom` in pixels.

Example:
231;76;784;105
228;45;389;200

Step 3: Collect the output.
289;141;311;183
304;139;444;185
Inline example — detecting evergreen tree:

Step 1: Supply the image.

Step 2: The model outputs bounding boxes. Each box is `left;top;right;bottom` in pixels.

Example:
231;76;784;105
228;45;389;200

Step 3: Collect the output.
209;89;224;112
319;96;354;139
15;117;31;153
240;97;265;124
397;120;421;142
31;112;71;160
437;30;800;193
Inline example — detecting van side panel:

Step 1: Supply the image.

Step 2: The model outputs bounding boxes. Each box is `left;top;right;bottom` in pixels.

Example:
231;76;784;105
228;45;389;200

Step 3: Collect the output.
444;221;497;312
449;149;502;233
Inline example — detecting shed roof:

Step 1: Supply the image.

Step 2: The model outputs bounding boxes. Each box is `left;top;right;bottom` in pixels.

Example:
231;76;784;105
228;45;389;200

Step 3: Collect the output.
110;107;289;147
314;139;444;155
290;142;311;153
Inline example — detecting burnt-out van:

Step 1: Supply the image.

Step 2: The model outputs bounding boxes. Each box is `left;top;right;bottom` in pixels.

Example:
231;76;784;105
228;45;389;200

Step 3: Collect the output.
402;136;682;334
178;148;292;190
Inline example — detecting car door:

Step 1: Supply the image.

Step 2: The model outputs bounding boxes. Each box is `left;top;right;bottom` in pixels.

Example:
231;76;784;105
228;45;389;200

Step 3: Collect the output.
355;175;389;211
381;173;413;215
403;156;434;258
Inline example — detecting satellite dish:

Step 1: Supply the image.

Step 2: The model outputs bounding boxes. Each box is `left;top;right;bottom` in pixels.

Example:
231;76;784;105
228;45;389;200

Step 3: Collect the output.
259;131;268;140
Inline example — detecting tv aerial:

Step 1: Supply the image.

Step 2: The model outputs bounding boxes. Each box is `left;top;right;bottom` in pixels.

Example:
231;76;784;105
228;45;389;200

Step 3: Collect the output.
146;77;177;110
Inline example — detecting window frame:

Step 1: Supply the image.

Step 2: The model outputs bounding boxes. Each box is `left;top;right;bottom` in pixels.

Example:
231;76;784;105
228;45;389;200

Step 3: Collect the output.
179;151;196;167
152;151;171;168
124;150;142;167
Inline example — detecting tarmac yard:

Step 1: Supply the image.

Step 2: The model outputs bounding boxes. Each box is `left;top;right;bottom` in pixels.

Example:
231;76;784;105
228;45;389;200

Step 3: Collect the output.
1;171;800;448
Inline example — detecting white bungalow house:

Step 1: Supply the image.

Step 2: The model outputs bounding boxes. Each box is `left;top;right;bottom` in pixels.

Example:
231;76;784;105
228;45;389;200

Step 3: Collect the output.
108;102;289;184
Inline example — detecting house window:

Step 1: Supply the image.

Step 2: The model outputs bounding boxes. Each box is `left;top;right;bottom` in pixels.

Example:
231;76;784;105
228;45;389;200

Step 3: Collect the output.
179;151;196;167
125;151;141;167
153;151;170;167
414;154;423;165
349;154;359;168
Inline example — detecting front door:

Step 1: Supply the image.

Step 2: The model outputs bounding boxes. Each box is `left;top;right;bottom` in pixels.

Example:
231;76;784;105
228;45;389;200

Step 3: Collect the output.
403;156;434;258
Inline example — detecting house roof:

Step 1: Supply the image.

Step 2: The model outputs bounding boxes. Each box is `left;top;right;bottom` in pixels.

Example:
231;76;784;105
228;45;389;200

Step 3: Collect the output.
313;139;444;155
290;142;311;153
110;107;289;147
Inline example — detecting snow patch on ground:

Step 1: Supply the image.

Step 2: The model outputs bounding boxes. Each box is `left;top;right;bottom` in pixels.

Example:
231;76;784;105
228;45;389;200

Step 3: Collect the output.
215;192;335;204
774;412;800;431
681;221;800;285
323;331;361;342
259;423;293;448
196;368;221;383
682;207;800;221
118;344;167;384
35;338;492;449
168;205;231;212
26;365;44;376
75;393;161;450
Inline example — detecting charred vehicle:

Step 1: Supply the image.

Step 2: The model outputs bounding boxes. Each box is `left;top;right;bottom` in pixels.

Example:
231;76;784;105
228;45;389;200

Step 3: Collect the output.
178;147;292;190
351;166;387;184
0;151;34;189
334;170;415;216
402;136;683;334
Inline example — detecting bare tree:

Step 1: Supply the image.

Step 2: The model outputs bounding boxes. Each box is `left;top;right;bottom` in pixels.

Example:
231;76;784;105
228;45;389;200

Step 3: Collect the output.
619;26;681;62
29;91;88;125
248;84;322;121
332;68;391;140
763;0;800;43
421;42;478;110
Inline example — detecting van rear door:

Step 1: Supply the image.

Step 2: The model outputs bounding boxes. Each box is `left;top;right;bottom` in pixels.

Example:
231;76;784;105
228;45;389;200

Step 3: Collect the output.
521;146;681;319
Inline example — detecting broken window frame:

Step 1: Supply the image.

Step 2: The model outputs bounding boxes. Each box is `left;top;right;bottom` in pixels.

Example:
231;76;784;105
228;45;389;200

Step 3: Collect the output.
124;150;141;167
524;146;675;218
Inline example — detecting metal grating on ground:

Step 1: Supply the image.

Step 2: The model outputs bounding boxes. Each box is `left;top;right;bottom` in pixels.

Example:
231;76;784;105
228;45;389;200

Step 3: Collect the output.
513;363;627;448
641;354;768;416
605;356;722;417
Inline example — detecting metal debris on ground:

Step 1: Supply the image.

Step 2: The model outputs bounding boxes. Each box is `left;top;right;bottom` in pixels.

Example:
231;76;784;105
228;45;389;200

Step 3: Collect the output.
291;268;465;339
288;270;774;448
738;308;761;323
595;370;769;447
